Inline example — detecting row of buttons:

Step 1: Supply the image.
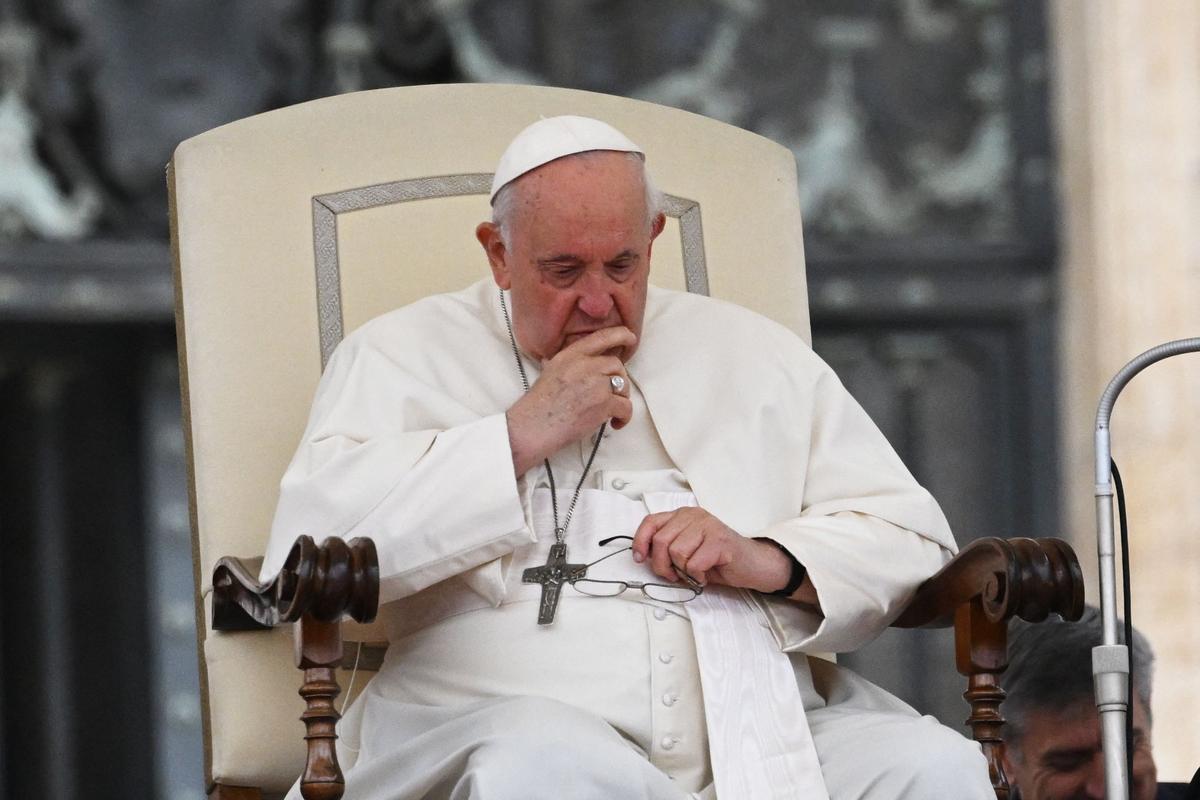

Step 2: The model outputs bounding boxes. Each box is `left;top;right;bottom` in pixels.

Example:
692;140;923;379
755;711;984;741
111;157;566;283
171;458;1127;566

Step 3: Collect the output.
647;599;712;789
653;605;683;755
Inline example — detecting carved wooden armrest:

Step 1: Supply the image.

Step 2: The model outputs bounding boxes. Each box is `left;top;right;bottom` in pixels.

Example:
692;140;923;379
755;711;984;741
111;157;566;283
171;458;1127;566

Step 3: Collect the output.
211;536;380;800
891;537;1085;799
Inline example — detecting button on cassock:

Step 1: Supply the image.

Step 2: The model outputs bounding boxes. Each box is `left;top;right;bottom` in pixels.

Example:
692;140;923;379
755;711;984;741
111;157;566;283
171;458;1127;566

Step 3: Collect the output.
660;736;678;750
658;652;674;664
662;692;678;707
653;608;668;621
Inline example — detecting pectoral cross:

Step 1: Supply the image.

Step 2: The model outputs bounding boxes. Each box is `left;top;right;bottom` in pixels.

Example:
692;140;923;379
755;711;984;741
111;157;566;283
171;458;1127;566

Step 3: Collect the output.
522;541;587;625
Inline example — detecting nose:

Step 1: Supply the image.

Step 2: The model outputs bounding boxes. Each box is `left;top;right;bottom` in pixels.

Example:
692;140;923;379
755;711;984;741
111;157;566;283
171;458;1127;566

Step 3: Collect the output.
576;272;615;319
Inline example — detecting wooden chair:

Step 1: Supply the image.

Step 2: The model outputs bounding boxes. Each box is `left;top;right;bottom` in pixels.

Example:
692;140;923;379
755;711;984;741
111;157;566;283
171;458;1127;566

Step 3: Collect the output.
168;83;1084;800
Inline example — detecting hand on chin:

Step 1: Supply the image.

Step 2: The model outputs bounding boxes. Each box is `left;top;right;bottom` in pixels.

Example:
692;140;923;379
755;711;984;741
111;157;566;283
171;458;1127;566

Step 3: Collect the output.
561;328;629;362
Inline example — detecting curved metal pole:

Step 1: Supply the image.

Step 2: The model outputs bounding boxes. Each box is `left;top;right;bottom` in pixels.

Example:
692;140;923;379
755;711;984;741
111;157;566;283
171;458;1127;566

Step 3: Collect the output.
1093;337;1200;800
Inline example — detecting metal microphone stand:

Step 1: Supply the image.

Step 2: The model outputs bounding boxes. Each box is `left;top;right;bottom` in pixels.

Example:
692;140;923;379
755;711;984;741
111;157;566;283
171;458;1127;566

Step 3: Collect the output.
1093;337;1200;800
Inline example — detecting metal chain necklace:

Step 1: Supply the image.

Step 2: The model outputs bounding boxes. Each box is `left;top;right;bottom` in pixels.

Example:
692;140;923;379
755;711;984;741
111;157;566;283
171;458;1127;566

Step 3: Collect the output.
500;289;606;624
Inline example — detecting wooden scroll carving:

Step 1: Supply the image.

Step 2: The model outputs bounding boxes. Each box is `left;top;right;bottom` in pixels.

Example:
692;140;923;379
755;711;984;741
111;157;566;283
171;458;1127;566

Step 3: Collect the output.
892;536;1085;799
212;535;379;630
211;536;380;800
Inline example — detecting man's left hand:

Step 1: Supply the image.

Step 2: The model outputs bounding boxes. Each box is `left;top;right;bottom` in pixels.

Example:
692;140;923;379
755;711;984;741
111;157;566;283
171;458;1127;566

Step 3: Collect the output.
631;507;800;597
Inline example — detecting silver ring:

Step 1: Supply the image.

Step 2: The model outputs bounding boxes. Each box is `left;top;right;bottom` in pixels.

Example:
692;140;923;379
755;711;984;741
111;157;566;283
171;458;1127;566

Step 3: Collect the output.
609;375;626;394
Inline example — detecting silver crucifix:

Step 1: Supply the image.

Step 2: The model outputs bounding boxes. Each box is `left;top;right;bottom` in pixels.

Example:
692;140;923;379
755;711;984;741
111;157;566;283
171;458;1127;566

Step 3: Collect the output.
522;542;588;625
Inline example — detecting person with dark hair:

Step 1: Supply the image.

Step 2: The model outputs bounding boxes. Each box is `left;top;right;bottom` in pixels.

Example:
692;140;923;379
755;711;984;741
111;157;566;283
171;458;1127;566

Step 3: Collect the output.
1004;605;1196;800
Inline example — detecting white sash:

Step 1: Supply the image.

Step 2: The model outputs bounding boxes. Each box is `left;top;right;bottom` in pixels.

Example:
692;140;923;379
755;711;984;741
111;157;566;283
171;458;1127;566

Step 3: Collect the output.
640;493;830;800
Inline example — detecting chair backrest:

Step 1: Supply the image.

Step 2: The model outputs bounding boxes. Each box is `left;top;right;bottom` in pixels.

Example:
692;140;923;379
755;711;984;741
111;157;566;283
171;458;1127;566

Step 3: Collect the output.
170;83;809;792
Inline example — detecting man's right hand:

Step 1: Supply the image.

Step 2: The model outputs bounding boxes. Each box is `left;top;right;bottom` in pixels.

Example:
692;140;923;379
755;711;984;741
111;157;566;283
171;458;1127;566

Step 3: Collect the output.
506;326;636;478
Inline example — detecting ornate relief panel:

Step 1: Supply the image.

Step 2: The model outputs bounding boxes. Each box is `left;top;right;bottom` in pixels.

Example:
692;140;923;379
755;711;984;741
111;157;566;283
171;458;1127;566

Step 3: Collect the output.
438;0;1053;251
2;0;1051;253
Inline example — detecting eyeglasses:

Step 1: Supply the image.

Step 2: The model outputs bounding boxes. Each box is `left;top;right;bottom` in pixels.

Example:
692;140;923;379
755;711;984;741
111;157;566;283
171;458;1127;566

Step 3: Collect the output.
569;536;703;603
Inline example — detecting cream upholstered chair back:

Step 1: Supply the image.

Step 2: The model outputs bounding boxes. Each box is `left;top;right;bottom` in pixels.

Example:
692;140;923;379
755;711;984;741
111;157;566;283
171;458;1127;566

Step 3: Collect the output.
170;83;809;794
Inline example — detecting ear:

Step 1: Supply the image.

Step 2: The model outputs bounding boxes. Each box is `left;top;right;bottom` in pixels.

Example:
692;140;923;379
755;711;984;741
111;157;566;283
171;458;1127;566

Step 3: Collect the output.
650;212;666;241
646;212;666;260
476;221;511;290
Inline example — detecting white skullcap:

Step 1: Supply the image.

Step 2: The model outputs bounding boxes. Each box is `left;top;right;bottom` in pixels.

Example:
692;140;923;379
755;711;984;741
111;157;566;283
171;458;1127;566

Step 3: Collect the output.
489;115;644;203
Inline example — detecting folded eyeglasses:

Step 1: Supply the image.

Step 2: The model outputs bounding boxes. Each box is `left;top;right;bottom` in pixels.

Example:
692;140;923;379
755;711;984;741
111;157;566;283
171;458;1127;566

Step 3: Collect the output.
569;535;704;603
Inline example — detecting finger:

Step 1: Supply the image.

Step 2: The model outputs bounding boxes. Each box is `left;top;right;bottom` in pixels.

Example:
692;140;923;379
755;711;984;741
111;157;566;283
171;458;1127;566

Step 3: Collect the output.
684;538;733;586
603;366;631;398
559;354;623;379
582;357;629;397
609;395;633;430
590;355;627;381
563;326;637;357
647;514;695;581
546;357;625;402
666;529;705;581
632;511;674;562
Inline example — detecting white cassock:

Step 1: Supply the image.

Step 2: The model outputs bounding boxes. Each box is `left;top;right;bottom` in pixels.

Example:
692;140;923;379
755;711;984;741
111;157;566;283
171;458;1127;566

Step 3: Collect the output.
263;278;994;799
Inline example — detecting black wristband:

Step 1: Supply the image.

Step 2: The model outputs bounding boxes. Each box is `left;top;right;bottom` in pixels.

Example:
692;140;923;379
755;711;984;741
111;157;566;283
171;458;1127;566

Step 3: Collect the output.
753;537;807;597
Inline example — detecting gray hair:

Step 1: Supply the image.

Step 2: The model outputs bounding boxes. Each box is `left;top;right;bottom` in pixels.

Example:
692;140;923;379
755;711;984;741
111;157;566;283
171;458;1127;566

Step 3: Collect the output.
1004;605;1154;754
491;150;665;243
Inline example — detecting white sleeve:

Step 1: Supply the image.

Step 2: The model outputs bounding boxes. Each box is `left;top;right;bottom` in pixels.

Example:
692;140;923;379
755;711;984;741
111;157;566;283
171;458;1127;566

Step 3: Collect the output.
754;512;951;654
259;337;532;605
752;365;956;654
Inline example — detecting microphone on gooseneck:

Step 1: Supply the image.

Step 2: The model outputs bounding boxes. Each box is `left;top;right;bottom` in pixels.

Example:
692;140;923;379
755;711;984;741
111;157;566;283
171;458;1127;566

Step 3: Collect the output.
1092;337;1200;800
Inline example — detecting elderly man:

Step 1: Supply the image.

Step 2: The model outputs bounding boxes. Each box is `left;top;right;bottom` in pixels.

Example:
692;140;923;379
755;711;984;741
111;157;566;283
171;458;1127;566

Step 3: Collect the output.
264;116;993;799
1003;606;1196;800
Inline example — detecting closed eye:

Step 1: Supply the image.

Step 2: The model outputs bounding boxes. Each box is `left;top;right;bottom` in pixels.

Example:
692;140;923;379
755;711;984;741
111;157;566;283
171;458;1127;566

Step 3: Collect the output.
606;252;639;277
538;259;583;282
1041;748;1097;773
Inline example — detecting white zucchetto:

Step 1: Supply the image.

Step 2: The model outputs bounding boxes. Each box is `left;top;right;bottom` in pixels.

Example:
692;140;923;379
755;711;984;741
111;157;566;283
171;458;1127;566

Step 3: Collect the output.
489;115;644;203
